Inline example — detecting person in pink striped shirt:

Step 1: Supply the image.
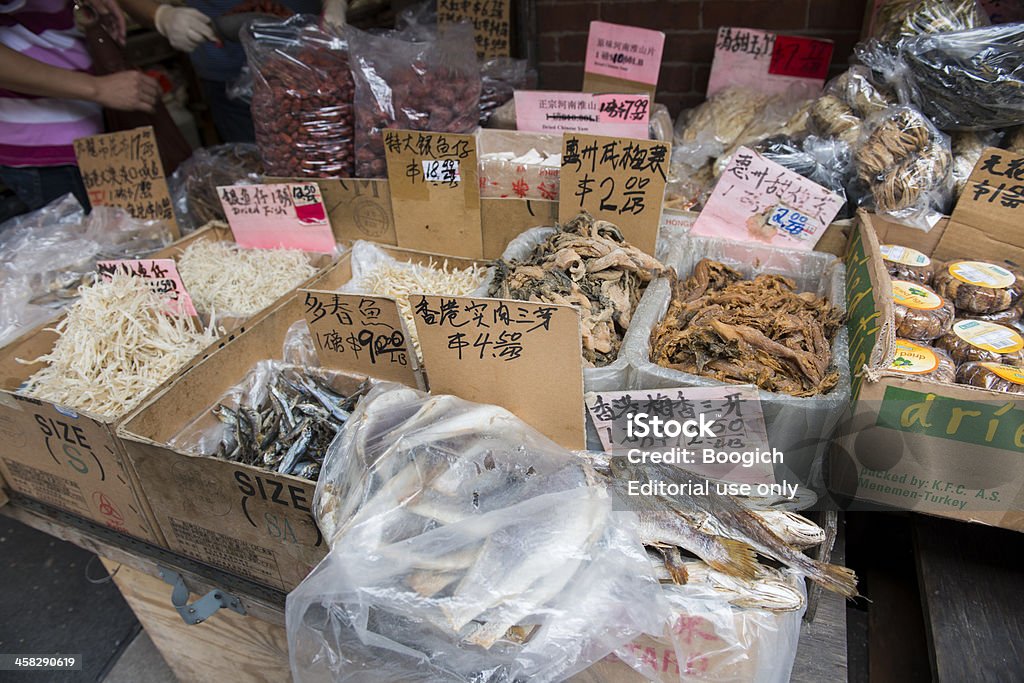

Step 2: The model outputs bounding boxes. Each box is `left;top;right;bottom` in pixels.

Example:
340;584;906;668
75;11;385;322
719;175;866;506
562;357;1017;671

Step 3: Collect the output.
0;0;160;213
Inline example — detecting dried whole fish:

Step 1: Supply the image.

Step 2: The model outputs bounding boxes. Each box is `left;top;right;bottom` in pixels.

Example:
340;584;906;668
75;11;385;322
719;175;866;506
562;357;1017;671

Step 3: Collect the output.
208;367;370;481
489;212;665;367
650;259;844;396
612;457;858;598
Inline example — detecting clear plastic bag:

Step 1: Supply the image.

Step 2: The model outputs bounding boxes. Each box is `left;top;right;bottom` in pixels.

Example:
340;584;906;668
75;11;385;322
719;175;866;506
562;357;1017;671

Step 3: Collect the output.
672;88;771;170
242;15;355;178
478;130;562;200
858;24;1024;131
711;93;815;178
754;135;853;216
0;194;174;346
169;144;264;234
574;573;806;683
649;103;674;143
852;106;953;229
348;22;481;178
808;66;896;146
480;57;535;126
226;64;253;105
951;130;1001;198
869;0;987;42
289;382;666;683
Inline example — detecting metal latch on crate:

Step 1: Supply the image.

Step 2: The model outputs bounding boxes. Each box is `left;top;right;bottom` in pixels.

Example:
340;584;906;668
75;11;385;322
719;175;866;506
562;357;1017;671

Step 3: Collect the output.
158;567;246;625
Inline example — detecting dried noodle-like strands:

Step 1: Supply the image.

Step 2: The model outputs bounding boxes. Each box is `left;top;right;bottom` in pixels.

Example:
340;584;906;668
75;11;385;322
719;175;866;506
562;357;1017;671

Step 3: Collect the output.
19;273;219;417
177;235;318;317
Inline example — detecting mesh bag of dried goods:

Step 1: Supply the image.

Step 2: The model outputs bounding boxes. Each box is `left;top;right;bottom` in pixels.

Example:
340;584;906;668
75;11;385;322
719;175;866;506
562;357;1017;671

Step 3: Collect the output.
852;106;953;229
625;235;849;485
888;338;957;382
243;16;354;178
288;383;665;683
348;23;480;178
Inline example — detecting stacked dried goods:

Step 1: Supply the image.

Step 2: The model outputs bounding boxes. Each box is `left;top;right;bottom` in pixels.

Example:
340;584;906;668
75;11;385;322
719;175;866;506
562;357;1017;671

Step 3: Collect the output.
650;259;844;397
243;17;354;178
489;213;665;367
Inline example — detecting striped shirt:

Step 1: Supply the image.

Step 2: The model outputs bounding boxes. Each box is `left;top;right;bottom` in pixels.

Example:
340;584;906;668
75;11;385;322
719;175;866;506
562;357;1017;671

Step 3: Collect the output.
0;0;102;167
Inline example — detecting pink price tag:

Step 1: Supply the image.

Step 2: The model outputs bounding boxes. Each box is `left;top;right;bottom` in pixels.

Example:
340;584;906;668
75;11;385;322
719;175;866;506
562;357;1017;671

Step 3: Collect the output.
691;146;844;250
584;21;664;86
514;91;648;137
217;183;335;254
706;26;833;97
96;258;197;317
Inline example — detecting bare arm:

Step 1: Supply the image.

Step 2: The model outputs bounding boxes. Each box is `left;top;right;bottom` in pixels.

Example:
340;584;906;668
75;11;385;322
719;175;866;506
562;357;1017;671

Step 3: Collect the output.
0;44;160;111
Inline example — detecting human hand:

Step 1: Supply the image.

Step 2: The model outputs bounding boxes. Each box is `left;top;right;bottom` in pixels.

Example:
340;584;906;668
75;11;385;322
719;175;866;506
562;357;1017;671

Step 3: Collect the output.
91;70;161;112
154;5;217;52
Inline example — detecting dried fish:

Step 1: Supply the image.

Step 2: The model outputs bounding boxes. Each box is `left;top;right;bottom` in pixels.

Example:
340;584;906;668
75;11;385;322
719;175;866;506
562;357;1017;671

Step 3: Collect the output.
489;212;665;367
19;273;219;417
204;366;369;481
650;259;844;396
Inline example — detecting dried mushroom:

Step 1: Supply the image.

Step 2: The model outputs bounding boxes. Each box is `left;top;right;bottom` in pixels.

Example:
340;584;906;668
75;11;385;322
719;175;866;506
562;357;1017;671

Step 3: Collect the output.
879;243;935;285
489;213;664;367
933;260;1023;315
650;259;844;397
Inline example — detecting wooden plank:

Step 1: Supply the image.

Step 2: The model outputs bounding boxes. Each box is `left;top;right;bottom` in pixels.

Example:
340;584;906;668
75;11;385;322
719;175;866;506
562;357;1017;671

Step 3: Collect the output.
791;514;848;683
914;515;1024;683
0;496;287;625
101;558;291;683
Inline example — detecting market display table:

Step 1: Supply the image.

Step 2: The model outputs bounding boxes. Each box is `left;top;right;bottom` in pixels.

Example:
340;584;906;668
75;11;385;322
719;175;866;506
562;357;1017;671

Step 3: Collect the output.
1;495;847;682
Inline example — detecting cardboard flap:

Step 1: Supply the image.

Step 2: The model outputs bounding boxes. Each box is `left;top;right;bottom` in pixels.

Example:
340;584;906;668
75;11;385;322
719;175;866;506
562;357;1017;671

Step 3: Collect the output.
481;197;558;258
935;147;1024;264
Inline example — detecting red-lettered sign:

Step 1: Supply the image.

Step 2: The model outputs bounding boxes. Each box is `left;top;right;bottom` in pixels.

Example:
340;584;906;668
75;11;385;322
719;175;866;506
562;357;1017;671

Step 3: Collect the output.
769;35;833;80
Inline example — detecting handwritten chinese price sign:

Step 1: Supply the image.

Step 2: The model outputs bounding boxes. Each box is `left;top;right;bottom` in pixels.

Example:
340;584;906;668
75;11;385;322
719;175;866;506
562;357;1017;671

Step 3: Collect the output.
514;91;648;138
216;182;334;253
559;132;670;255
73;126;176;229
692;146;843;250
437;0;510;59
583;21;665;97
585;386;773;486
301;290;418;386
412;295;584;449
952;147;1024;245
383;130;482;259
707;27;833;97
96;258;197;317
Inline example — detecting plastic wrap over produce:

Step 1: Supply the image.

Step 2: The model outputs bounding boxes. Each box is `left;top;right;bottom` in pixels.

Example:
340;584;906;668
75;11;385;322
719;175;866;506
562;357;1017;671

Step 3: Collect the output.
572;574;805;683
857;23;1024;130
0;194;174;347
478;130;561;200
348;23;480;177
289;383;666;683
625;236;850;486
243;15;355;178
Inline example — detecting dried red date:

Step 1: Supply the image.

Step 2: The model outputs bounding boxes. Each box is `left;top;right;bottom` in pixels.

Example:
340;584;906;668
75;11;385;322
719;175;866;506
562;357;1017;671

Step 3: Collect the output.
348;25;480;178
243;17;354;178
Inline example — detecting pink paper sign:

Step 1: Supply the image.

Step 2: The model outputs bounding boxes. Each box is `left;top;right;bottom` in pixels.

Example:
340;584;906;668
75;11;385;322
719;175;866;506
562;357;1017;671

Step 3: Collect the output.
217;182;335;254
96;258;197;317
691;146;844;250
706;27;833;97
584;21;664;86
515;91;648;137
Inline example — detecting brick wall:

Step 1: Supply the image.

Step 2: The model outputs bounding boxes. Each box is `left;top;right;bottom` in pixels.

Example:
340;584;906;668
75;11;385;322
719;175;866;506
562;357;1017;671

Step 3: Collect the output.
535;0;868;116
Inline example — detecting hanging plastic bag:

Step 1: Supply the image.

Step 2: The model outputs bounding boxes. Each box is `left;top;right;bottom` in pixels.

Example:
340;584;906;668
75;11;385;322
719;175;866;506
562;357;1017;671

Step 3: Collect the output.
480;57;534;126
288;382;666;683
348;22;481;177
857;24;1024;130
852;105;953;229
869;0;987;42
242;15;355;178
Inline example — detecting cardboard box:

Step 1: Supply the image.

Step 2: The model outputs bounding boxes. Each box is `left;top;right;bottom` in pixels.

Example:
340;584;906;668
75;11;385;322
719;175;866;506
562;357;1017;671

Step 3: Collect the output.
0;314;243;543
117;283;356;590
833;208;1024;532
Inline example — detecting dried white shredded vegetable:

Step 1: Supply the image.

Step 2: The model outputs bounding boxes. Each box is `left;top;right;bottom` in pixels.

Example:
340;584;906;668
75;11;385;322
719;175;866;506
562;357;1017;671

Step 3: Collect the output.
19;273;220;418
177;238;318;317
352;260;486;358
